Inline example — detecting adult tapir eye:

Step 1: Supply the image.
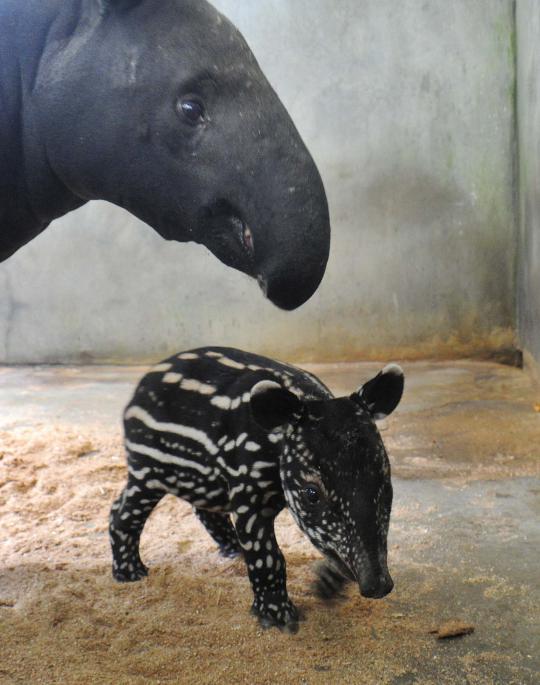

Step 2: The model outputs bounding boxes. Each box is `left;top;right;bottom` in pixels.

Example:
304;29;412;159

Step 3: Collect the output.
303;485;322;506
177;98;205;125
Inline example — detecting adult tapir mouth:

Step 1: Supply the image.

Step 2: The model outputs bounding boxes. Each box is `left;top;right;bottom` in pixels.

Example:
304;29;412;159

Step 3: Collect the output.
196;199;256;276
195;196;329;310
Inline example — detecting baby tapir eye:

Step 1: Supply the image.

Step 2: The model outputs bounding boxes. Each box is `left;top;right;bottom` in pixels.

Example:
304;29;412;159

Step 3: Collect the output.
303;484;323;506
177;98;205;124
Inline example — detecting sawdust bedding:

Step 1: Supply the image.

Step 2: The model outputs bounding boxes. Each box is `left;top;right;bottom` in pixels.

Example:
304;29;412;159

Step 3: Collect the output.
0;416;536;684
0;423;435;685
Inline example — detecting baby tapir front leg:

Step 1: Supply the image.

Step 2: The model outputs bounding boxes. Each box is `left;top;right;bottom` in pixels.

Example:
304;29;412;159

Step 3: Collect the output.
234;504;299;633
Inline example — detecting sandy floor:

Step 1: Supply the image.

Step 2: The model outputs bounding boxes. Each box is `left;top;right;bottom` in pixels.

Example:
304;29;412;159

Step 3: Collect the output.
0;360;539;684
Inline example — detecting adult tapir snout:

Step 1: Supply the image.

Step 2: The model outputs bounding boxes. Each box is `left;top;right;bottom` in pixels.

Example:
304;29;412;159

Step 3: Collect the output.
250;168;331;311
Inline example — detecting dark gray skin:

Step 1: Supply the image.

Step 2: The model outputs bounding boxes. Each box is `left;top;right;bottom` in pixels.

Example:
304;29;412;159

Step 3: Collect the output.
0;0;330;310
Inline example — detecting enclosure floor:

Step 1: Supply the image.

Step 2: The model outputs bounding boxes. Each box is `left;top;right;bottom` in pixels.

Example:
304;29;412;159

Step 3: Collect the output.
0;360;539;685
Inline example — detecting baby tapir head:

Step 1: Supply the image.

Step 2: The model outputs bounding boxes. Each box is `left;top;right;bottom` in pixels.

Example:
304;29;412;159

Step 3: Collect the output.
250;365;404;599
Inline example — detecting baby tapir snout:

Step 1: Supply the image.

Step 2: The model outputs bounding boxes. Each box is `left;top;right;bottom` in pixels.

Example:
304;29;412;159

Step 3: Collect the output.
358;561;394;599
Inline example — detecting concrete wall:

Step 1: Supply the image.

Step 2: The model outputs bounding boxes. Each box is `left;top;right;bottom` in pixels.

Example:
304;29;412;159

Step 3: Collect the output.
517;0;540;371
0;0;517;364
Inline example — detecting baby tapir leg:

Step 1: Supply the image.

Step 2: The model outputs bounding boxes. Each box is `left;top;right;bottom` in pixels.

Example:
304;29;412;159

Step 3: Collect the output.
234;510;299;633
109;475;165;582
194;509;241;558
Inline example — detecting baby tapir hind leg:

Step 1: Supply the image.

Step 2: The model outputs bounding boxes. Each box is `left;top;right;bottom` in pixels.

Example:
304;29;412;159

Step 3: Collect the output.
194;509;242;558
109;476;165;582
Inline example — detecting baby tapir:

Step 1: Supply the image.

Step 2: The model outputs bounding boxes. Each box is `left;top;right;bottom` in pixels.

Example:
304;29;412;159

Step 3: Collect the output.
110;347;404;633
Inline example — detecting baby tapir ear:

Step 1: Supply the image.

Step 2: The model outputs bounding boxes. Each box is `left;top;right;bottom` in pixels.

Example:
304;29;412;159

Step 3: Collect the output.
250;380;303;430
353;364;404;420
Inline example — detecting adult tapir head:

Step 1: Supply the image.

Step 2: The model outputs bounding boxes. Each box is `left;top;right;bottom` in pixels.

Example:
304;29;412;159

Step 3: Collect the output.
31;0;330;309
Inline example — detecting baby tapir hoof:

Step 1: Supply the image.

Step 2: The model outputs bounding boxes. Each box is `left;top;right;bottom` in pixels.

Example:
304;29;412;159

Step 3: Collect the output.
218;541;242;559
314;562;350;601
112;560;149;583
251;597;300;634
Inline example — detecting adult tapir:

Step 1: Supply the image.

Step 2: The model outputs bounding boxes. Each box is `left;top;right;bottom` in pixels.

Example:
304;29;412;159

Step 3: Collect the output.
0;0;330;310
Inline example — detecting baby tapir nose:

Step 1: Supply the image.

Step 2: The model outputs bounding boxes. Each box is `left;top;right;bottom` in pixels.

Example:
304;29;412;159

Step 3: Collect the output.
359;570;394;599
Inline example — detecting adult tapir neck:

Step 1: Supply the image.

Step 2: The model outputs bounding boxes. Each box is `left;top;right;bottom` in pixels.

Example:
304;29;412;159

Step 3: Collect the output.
0;0;86;262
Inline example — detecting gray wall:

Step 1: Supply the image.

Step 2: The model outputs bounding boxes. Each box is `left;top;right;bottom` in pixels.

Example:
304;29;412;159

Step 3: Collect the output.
0;0;517;364
517;0;540;369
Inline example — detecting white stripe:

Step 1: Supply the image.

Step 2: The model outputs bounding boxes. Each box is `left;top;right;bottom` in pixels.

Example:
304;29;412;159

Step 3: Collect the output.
217;356;245;370
180;378;217;395
245;513;257;534
145;479;171;491
251;460;275;469
126;439;212;474
128;465;151;480
205;351;222;358
125;405;218;455
217;456;248;477
151;363;172;373
229;483;245;498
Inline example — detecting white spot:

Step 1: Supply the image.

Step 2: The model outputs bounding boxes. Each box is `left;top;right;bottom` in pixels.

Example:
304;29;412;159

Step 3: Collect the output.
211;395;232;410
245;441;261;452
205;351;222;358
236;433;247;447
268;432;283;443
178;352;199;360
255;559;263;569
266;555;274;568
162;372;182;384
236;505;249;514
